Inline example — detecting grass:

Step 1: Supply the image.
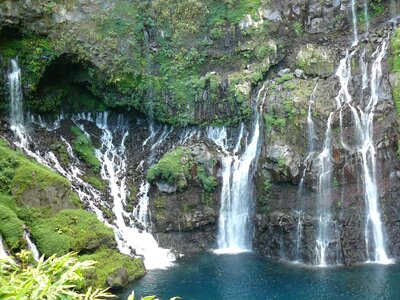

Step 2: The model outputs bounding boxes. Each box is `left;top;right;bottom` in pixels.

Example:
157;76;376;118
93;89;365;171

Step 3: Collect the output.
85;175;106;191
71;127;101;171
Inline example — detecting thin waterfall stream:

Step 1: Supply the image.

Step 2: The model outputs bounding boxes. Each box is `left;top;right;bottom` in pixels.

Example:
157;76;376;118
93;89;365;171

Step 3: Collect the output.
210;85;266;253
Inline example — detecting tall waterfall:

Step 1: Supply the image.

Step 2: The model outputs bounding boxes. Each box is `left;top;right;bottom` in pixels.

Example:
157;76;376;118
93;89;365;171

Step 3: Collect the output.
315;113;334;266
211;86;266;253
313;4;394;264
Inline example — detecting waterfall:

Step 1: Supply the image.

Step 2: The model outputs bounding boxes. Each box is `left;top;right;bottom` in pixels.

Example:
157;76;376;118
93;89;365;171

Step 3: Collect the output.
294;81;319;262
0;236;9;259
93;113;175;269
7;59;174;269
315;113;334;266
361;38;392;264
24;230;40;261
8;59;29;150
211;86;266;253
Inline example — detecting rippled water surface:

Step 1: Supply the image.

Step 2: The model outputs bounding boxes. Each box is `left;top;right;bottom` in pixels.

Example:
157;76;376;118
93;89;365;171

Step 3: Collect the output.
118;252;400;300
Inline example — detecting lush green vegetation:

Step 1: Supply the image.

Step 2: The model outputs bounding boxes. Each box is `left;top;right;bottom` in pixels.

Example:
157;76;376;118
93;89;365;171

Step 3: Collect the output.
85;176;107;191
71;127;101;171
147;147;218;193
79;248;146;289
147;147;193;191
196;165;218;192
0;204;25;251
0;139;71;202
0;251;114;299
29;209;115;257
0;140;145;289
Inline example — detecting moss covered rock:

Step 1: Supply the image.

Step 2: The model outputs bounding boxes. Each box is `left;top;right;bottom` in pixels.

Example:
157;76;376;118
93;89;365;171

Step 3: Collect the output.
30;209;116;257
0;139;74;212
295;44;336;78
79;248;146;290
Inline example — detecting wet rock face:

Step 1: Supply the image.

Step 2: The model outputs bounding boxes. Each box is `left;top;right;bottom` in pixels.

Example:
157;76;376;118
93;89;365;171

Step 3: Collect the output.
254;21;400;266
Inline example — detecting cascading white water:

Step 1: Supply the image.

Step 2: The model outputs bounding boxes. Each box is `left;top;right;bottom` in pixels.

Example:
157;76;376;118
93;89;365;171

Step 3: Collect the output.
360;38;392;264
7;59;174;269
24;230;40;261
211;86;266;253
315;113;334;266
94;113;175;269
0;236;9;259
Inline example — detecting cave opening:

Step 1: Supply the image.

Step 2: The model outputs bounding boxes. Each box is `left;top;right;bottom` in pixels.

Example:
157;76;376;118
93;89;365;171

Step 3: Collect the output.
33;55;106;114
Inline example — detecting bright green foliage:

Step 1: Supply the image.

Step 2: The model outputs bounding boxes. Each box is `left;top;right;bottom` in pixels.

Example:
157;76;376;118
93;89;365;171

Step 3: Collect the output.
0;35;59;93
0;251;114;299
196;165;218;192
85;176;106;191
71;127;101;171
0;204;25;251
30;209;115;257
79;248;146;289
276;74;294;84
147;147;193;191
265;113;286;132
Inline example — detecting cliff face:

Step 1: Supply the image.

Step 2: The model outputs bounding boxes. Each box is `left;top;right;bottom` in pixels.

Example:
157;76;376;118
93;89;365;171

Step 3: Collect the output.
1;0;400;267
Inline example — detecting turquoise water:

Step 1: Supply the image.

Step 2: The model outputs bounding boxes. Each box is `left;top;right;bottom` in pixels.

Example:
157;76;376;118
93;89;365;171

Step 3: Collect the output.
118;252;400;300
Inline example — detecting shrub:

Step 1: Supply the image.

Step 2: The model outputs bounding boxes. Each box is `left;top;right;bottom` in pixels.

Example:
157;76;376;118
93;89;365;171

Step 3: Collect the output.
0;251;113;299
196;165;218;192
0;204;24;250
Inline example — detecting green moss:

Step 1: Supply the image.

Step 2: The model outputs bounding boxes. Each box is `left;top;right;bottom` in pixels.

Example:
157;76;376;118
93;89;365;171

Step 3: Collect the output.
276;74;294;84
30;209;115;257
71;127;101;171
12;161;70;198
79;248;145;289
147;147;193;191
0;139;71;201
0;204;25;251
85;176;106;191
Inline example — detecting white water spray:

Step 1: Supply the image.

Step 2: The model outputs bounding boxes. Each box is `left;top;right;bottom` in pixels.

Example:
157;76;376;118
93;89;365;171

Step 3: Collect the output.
211;86;266;253
24;230;40;261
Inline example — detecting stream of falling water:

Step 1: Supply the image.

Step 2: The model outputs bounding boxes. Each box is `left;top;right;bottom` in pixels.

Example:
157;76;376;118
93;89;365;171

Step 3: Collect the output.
7;59;175;269
0;236;9;259
313;2;394;264
24;230;40;261
294;81;319;262
210;86;266;253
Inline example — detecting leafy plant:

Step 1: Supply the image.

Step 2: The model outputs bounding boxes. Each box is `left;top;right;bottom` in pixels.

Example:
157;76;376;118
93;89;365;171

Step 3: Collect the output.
0;251;114;299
